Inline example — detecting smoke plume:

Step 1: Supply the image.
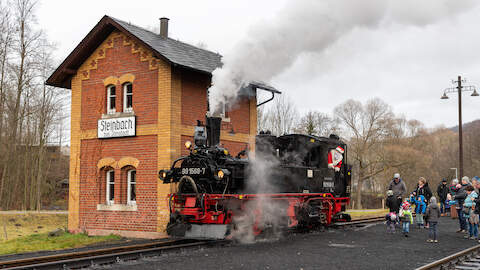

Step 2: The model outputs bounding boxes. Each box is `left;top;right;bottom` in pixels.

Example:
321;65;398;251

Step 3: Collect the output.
208;0;476;112
229;151;285;243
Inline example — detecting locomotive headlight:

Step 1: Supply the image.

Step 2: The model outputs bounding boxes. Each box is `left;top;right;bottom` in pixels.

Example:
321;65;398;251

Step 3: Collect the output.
185;141;192;149
215;169;230;180
159;169;169;181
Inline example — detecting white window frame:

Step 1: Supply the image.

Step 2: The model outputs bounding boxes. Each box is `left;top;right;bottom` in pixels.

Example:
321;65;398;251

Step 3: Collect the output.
220;102;230;122
106;170;115;205
127;169;136;205
107;85;116;114
123;82;133;113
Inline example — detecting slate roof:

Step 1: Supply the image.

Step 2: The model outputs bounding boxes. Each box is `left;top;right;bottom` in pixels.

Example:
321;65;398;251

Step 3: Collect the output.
46;15;222;89
111;17;222;74
46;15;281;96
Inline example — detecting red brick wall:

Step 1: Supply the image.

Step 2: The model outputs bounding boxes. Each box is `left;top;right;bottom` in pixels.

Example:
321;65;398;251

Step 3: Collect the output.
226;97;250;134
181;70;209;126
81;35;158;130
79;136;158;232
77;32;160;232
180;70;250;135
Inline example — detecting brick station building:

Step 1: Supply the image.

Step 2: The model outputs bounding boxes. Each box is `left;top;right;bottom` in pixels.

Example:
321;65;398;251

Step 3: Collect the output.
46;16;279;238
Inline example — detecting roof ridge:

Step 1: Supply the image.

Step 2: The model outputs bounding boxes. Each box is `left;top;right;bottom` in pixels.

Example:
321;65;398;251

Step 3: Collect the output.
108;15;221;57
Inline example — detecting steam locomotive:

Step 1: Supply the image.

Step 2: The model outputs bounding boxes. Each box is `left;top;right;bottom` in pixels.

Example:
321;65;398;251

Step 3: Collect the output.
159;117;351;239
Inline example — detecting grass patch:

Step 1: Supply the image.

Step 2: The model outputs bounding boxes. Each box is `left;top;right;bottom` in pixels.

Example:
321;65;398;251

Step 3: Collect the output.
0;232;122;255
346;209;388;220
0;213;68;241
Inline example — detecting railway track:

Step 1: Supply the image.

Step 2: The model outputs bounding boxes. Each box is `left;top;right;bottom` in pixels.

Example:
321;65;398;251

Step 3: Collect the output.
0;239;222;270
416;245;480;270
334;216;385;227
0;216;385;270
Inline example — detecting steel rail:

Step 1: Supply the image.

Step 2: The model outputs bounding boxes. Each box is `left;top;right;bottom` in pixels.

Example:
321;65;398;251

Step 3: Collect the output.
415;245;480;270
0;216;384;269
333;216;385;226
0;239;220;270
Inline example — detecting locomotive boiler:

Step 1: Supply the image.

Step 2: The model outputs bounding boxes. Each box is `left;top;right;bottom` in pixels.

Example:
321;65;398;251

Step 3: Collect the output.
159;116;351;239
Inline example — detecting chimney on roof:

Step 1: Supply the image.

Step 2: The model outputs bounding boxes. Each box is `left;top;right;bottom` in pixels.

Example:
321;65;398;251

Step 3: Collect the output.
159;17;169;38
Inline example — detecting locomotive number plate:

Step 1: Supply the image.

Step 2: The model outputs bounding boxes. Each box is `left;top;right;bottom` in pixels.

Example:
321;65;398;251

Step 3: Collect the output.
181;167;206;175
323;181;334;188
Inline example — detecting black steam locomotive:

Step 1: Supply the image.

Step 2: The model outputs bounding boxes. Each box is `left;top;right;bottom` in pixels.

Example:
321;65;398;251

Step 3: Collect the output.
159;117;351;239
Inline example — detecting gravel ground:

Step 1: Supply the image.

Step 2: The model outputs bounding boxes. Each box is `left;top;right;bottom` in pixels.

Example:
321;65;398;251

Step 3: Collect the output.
106;217;476;270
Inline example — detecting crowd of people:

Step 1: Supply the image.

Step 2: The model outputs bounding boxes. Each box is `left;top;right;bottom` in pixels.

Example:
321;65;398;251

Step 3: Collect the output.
384;173;480;243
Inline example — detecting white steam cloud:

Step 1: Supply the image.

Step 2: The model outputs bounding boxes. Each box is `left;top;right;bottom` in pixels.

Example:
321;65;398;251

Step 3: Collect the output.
208;0;476;113
229;152;285;243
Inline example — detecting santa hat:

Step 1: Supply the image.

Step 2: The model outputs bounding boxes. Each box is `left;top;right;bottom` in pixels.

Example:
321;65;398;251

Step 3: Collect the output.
335;146;344;154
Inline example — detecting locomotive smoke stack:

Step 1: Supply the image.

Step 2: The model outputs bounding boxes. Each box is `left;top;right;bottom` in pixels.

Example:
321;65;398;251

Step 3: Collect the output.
206;116;222;147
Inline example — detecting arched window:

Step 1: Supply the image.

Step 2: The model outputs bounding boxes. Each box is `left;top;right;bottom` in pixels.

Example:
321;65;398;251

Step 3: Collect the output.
127;169;136;205
107;85;116;114
123;82;133;113
106;169;115;205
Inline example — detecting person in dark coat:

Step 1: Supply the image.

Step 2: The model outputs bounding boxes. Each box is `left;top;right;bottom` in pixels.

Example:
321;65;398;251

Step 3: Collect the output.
437;179;449;216
386;190;400;213
415;177;432;204
415;177;433;228
474;180;480;242
388;173;407;207
449;179;460;219
425;196;441;242
452;176;472;233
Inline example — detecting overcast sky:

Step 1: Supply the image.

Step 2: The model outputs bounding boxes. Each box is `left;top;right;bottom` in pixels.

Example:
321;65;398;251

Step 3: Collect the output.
37;0;480;128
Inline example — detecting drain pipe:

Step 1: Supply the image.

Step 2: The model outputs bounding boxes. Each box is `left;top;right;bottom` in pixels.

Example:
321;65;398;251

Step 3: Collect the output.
256;91;275;107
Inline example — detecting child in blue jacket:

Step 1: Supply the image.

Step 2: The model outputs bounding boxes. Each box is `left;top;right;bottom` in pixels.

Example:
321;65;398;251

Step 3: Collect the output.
415;195;427;228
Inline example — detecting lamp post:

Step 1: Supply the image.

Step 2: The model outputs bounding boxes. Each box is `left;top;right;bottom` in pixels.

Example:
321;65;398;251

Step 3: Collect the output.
441;75;479;179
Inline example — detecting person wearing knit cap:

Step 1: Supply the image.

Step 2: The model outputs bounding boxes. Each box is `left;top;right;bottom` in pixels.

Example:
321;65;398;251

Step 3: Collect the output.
425;197;441;243
463;185;478;240
449;179;460;219
327;146;344;172
399;200;413;237
437;179;449;216
473;177;479;193
388;173;407;208
414;195;427;228
452;176;472;233
385;212;398;233
386;189;400;214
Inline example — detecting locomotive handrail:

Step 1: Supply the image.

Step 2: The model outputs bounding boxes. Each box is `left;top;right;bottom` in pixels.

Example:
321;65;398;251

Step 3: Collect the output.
170;156;188;170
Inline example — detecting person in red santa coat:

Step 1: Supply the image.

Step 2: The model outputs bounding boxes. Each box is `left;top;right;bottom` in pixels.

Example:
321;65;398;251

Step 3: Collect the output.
328;146;344;172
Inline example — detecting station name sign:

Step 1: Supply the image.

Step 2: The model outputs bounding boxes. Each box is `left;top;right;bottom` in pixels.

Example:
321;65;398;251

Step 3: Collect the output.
98;116;136;139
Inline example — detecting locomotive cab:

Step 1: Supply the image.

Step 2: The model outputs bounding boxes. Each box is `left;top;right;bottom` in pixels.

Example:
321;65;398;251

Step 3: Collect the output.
255;133;351;197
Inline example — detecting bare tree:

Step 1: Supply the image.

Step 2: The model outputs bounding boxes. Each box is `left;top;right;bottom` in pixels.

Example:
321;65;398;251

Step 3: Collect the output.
0;0;68;210
294;110;339;137
0;1;13;208
334;98;405;209
262;94;298;136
